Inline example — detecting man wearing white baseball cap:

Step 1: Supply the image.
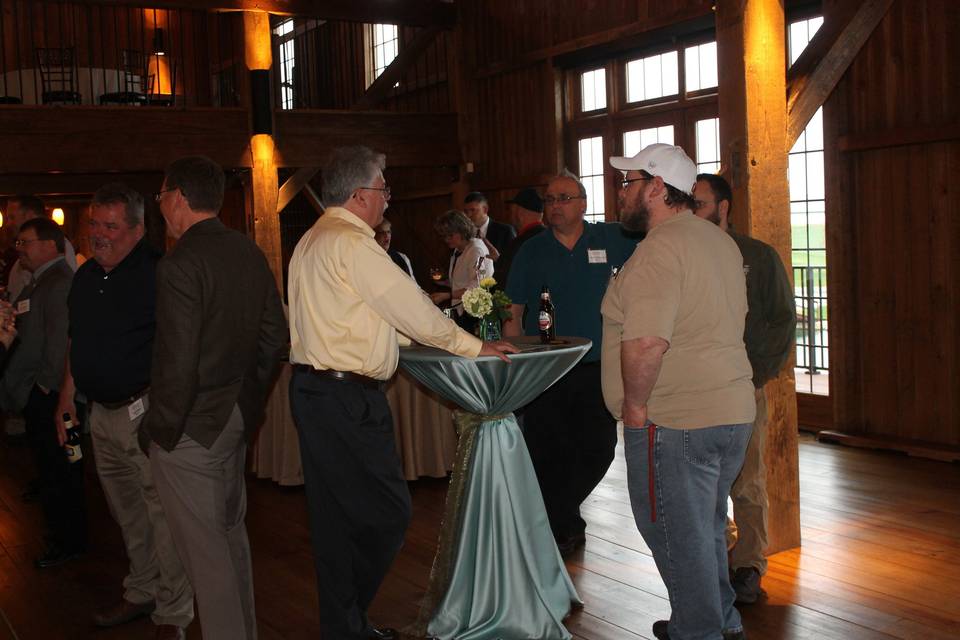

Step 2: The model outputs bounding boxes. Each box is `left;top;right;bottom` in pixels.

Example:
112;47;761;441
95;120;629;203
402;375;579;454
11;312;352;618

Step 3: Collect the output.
600;143;755;640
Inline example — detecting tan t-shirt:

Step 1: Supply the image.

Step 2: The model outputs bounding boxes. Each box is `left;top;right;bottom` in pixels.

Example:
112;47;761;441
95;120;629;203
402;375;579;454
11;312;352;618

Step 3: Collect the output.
601;212;755;428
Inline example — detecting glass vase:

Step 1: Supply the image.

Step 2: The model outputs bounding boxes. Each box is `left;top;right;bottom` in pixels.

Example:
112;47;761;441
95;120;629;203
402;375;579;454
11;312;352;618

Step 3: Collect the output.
477;315;502;342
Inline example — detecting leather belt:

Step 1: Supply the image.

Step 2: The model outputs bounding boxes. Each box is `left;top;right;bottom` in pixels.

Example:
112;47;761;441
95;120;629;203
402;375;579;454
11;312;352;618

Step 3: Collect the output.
293;364;383;390
97;387;150;411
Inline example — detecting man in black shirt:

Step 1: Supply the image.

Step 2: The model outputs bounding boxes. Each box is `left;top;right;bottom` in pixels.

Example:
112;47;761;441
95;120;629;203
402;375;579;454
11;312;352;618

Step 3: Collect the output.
56;183;193;640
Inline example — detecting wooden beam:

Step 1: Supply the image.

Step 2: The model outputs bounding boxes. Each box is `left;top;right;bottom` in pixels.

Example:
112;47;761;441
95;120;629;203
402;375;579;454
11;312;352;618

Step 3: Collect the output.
352;26;443;111
0;172;161;197
0;106;251;173
838;123;960;153
66;0;456;27
277;167;319;213
785;0;894;149
274;110;460;167
717;0;801;555
302;183;325;215
477;3;714;79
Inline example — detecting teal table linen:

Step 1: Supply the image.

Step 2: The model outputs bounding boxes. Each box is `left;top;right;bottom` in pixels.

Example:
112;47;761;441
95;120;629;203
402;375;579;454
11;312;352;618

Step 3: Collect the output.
399;336;589;640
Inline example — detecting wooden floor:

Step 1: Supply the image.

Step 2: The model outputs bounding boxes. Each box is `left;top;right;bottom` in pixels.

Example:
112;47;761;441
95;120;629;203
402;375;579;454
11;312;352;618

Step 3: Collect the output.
1;431;958;639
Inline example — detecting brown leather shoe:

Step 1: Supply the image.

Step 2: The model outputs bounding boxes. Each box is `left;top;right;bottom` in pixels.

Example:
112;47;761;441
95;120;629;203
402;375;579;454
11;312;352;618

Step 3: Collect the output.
155;624;185;640
92;599;155;627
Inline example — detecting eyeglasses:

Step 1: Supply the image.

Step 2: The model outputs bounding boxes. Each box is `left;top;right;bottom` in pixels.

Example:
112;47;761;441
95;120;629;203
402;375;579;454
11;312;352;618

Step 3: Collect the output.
357;185;391;200
543;194;586;206
153;188;177;203
618;176;655;190
14;238;40;248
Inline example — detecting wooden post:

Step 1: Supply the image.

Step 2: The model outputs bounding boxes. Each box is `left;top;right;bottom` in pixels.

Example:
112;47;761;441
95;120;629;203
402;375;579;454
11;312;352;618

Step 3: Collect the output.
242;10;283;294
716;0;801;554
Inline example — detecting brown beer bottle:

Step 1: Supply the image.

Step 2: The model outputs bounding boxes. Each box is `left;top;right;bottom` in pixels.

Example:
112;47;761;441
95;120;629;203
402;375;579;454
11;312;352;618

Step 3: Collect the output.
538;285;556;343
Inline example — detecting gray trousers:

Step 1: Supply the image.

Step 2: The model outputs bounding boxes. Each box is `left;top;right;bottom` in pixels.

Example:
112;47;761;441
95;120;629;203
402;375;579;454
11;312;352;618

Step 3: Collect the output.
151;405;256;640
91;397;193;627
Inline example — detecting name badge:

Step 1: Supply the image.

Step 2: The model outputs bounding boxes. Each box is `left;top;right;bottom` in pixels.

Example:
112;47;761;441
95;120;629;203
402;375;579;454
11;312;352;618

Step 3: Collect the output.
16;299;30;314
128;397;146;421
587;249;608;264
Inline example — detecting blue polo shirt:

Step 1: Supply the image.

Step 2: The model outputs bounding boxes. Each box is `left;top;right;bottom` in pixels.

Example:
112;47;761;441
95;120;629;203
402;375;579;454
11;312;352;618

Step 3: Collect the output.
505;222;639;361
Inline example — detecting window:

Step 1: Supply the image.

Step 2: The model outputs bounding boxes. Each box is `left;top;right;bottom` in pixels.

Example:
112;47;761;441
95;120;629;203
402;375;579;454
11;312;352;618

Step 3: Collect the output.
274;19;295;110
684;42;718;92
578;136;606;224
623;125;674;157
367;23;399;87
566;39;718;219
694;118;721;174
788;16;827;395
580;68;606;112
625;51;679;103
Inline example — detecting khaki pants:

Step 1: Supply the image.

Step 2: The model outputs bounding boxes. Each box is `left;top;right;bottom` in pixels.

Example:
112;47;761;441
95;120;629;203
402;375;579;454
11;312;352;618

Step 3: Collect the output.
90;397;194;627
151;405;256;640
728;388;769;574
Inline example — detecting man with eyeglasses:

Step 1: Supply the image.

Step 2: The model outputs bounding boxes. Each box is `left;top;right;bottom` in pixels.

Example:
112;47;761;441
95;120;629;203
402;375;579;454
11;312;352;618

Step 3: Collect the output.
142;156;288;640
503;169;638;557
55;183;194;639
4;195;77;301
288;145;517;640
601;144;754;640
692;173;795;607
0;218;86;568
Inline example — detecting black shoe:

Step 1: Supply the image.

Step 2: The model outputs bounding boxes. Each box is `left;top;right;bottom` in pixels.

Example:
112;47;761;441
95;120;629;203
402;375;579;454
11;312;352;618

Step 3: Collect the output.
557;530;586;558
652;620;746;640
34;545;83;569
731;566;766;604
367;628;398;640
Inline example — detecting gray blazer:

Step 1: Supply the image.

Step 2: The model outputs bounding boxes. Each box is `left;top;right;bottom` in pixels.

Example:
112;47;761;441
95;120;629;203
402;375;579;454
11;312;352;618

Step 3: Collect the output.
142;218;288;452
0;257;72;412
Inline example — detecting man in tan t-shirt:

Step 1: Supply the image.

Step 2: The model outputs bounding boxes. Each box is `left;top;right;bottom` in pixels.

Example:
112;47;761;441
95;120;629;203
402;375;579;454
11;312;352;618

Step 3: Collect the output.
600;144;754;640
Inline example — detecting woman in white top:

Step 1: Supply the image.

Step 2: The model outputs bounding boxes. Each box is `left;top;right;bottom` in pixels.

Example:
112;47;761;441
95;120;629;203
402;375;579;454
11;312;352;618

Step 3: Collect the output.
430;210;493;322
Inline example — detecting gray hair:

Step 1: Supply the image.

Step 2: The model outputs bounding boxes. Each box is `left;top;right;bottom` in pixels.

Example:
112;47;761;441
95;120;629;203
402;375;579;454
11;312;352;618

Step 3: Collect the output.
434;209;476;239
558;168;588;199
92;182;145;227
322;145;386;207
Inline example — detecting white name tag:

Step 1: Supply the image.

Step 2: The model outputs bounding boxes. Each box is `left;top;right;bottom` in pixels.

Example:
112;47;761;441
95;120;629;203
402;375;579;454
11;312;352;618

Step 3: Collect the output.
128;398;146;421
587;249;608;264
16;299;30;314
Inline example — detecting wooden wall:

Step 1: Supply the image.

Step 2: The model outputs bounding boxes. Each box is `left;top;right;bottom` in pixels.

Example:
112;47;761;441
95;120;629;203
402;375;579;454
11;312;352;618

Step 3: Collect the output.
824;0;960;449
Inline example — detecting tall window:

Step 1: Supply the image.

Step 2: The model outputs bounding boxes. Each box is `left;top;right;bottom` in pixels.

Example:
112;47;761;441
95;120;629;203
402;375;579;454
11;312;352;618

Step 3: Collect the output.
578;136;606;223
567;38;718;219
789;16;828;395
367;23;399;87
274;19;295;110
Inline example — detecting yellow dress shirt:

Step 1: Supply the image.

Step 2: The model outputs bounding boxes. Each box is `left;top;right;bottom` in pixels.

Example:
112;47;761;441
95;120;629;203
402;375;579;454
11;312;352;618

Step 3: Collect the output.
288;207;482;380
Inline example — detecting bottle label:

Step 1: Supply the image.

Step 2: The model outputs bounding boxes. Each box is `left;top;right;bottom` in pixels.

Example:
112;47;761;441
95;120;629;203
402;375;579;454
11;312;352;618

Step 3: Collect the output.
66;444;82;463
538;311;553;331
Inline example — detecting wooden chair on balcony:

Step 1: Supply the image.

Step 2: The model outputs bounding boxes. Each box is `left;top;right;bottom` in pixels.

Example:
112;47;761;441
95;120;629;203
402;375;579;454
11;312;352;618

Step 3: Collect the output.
100;49;153;106
36;47;82;105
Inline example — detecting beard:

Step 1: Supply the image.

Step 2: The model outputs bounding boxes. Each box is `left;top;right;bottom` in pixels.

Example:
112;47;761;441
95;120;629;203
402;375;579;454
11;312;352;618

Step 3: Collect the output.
620;198;650;233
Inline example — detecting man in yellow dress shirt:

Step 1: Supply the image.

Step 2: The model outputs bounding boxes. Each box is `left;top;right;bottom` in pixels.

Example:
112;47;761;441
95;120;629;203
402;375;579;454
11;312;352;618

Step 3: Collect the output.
287;145;517;640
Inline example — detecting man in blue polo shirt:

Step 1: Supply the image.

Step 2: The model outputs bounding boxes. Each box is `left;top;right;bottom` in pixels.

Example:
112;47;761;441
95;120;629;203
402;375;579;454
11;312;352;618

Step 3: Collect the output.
504;170;639;556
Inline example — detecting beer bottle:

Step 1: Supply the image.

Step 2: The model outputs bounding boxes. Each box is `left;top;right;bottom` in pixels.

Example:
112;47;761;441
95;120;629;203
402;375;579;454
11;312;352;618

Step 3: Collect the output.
63;413;83;464
538;285;556;343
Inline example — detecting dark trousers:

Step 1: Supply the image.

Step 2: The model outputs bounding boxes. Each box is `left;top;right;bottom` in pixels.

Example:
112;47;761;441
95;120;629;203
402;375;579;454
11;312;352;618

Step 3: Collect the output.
24;386;87;553
523;361;616;540
289;370;412;640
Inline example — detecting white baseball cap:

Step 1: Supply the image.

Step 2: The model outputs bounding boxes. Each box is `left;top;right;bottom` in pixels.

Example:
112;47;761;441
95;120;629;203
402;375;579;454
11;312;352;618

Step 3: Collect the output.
610;143;697;196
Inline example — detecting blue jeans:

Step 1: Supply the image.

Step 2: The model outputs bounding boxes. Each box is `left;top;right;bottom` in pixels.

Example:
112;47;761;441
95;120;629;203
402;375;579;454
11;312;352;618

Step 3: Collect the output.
624;422;752;640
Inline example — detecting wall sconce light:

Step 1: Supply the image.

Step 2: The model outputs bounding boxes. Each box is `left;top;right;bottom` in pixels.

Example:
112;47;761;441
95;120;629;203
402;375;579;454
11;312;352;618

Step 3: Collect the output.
153;28;166;56
0;210;4;227
52;208;65;226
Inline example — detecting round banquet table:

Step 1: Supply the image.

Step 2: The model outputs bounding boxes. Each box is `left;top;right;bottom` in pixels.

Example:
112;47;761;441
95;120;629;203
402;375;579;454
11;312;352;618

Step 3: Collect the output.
399;335;590;640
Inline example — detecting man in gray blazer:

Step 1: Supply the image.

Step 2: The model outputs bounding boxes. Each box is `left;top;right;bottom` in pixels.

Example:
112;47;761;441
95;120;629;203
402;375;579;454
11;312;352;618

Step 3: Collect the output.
0;217;86;568
143;156;287;640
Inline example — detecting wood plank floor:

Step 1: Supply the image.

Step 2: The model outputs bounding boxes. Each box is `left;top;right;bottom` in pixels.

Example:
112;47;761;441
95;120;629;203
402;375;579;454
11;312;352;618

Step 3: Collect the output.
1;431;958;639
